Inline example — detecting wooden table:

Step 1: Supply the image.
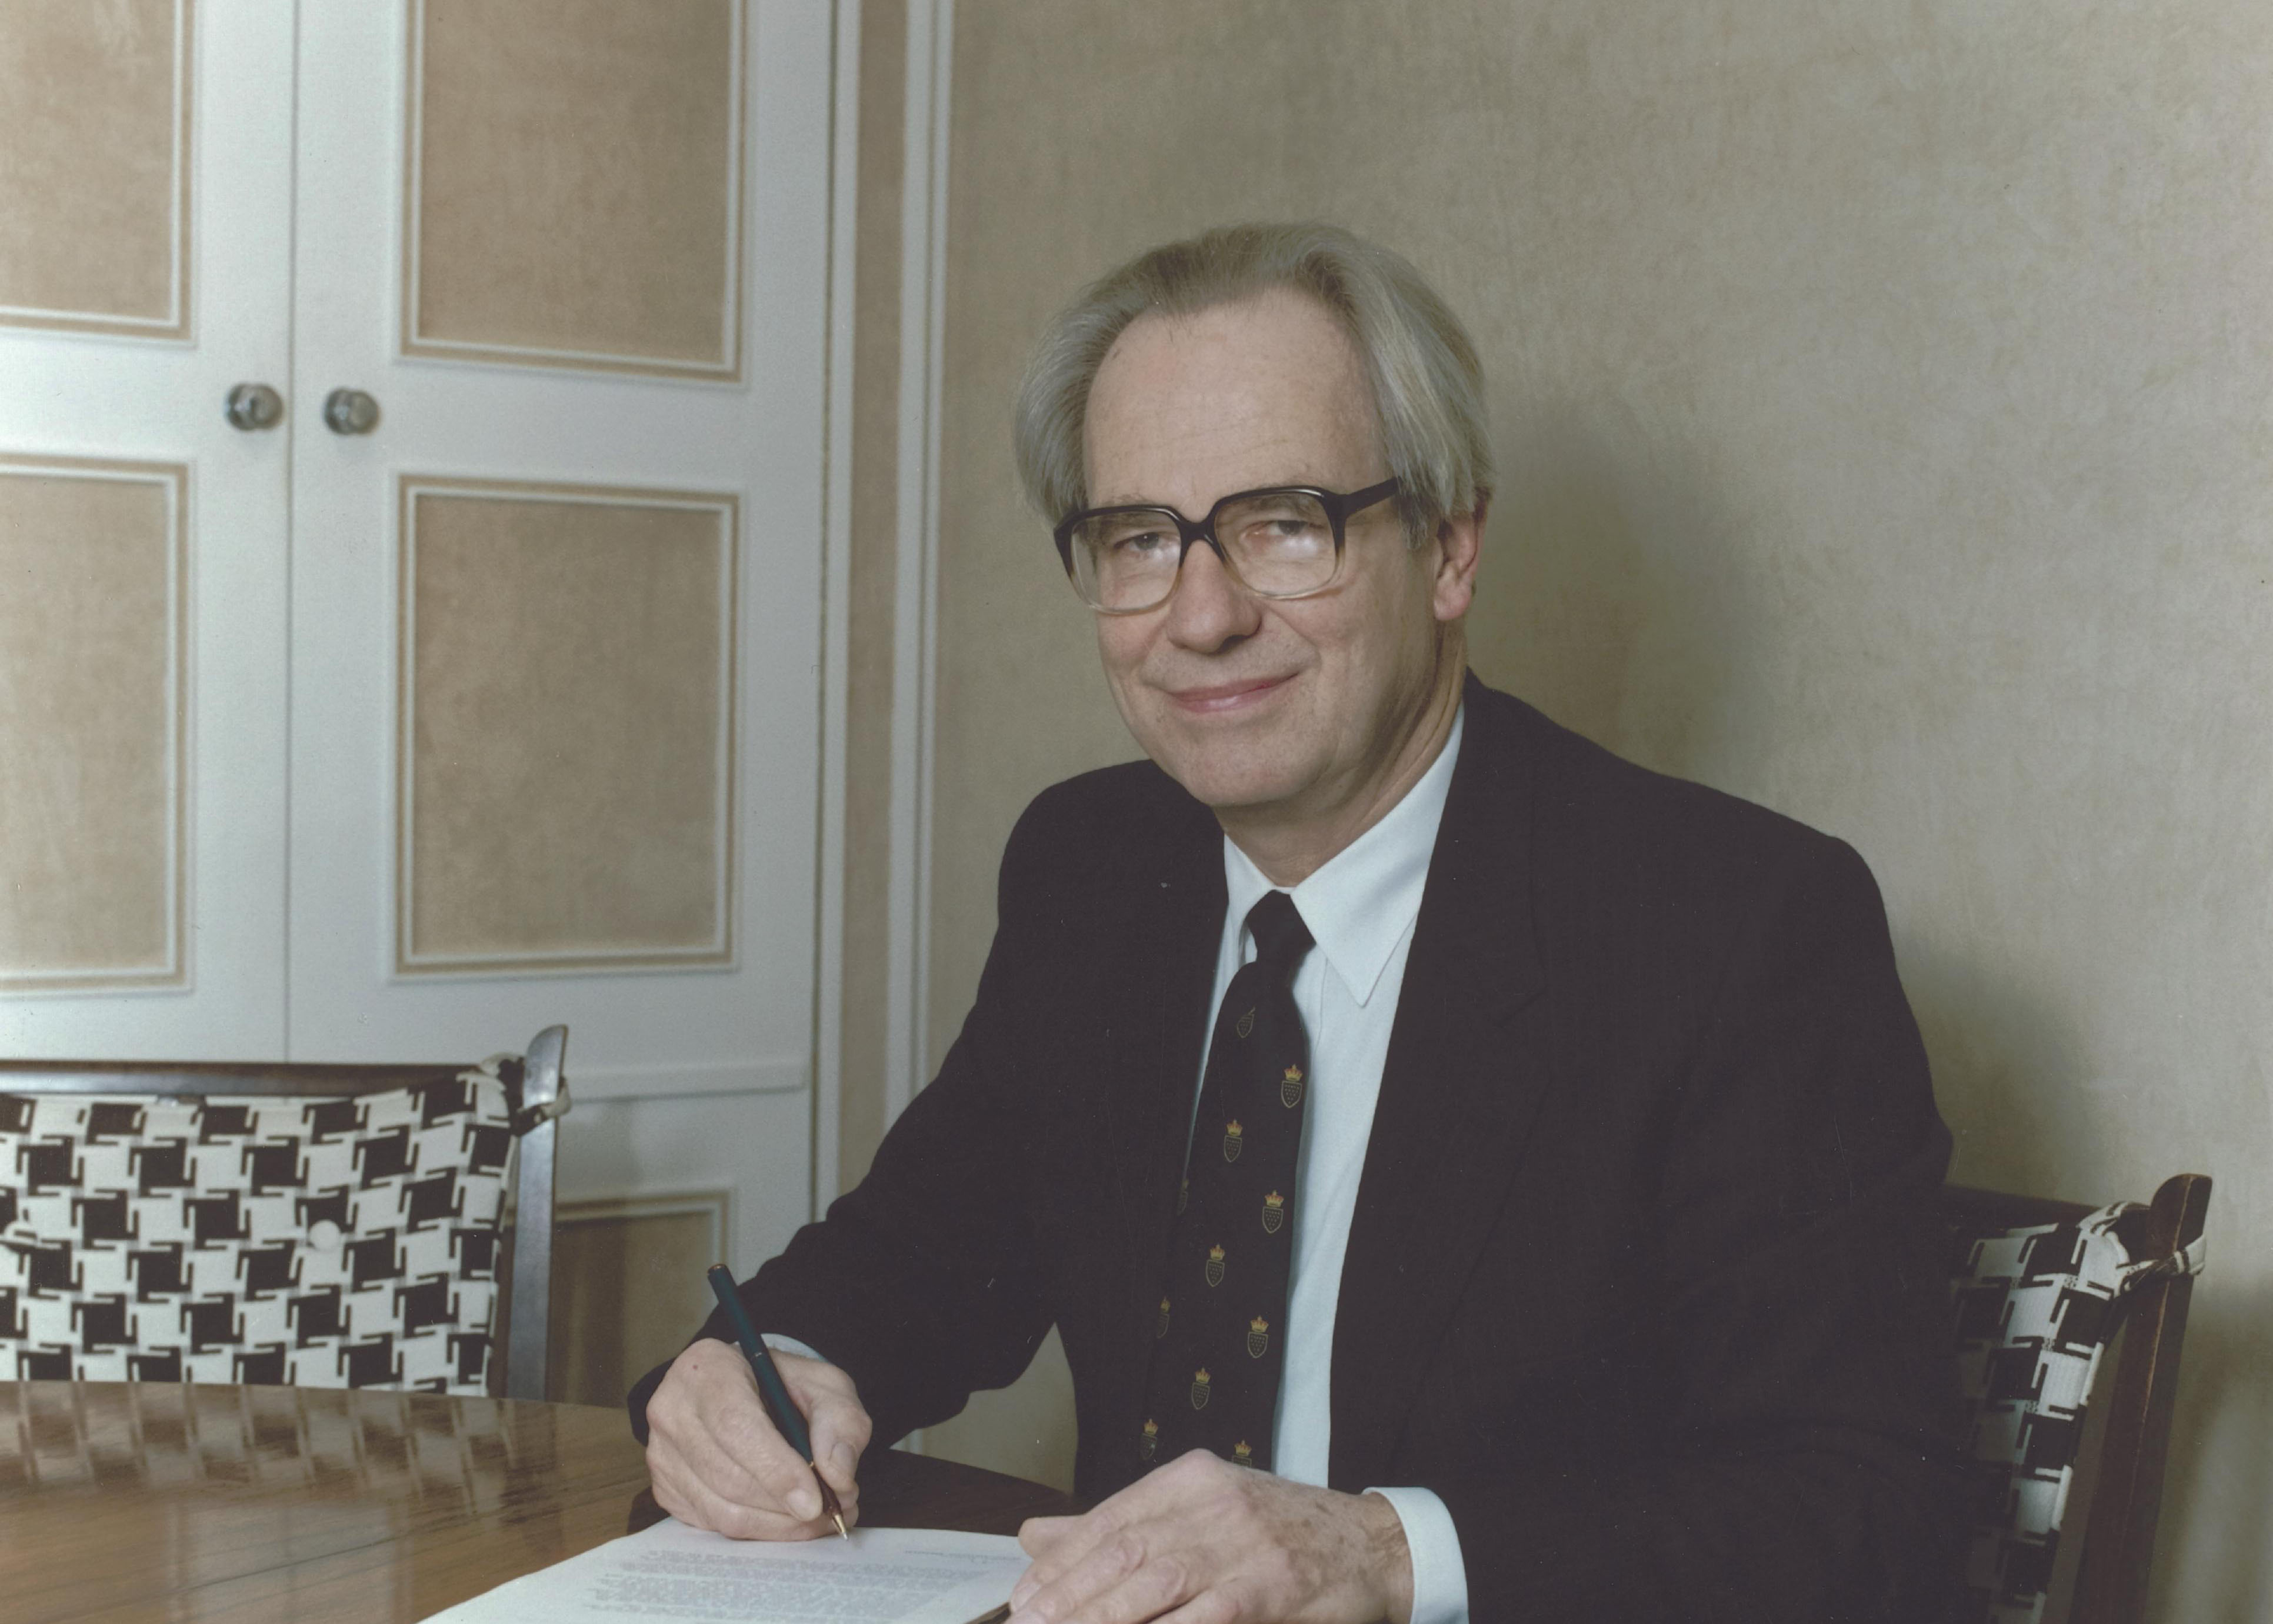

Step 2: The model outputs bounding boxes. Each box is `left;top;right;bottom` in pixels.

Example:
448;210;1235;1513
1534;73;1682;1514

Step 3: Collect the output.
1;1381;1078;1623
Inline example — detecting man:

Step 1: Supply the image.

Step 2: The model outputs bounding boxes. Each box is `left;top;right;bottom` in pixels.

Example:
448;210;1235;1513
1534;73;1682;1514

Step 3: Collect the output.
631;224;1962;1622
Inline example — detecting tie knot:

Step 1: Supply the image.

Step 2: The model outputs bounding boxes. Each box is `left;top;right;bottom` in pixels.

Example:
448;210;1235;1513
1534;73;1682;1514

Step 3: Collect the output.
1244;891;1313;972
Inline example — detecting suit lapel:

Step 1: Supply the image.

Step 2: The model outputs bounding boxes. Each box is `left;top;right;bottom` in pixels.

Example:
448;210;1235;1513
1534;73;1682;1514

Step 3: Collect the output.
1096;786;1225;1418
1329;681;1555;1488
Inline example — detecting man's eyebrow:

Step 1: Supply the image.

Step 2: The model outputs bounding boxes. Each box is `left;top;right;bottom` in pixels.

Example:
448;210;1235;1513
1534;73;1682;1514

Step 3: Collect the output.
1086;476;1347;510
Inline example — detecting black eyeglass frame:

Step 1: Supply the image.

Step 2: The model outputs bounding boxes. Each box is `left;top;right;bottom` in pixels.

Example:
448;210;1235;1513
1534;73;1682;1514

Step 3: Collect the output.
1051;476;1404;613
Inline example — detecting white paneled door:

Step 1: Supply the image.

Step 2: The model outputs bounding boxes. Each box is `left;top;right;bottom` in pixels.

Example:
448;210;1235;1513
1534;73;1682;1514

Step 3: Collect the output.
1;1;835;1282
286;0;828;1271
0;2;294;1058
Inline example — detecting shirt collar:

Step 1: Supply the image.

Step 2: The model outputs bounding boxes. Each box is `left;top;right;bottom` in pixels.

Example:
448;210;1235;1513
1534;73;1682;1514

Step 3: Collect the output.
1222;705;1465;1007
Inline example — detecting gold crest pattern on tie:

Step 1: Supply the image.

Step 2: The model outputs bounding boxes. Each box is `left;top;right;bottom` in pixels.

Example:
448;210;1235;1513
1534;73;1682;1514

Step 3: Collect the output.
1139;891;1314;1475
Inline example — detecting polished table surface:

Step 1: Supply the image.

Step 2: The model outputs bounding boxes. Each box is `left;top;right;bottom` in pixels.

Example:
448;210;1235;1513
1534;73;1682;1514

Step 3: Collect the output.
1;1382;1079;1623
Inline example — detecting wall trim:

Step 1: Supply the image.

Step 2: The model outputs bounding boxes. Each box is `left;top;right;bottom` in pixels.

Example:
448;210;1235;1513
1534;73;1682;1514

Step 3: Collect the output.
885;0;953;1133
812;0;862;1216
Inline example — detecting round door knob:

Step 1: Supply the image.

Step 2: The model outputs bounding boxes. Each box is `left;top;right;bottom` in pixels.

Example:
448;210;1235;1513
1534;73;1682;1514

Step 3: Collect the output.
225;383;284;432
323;388;381;435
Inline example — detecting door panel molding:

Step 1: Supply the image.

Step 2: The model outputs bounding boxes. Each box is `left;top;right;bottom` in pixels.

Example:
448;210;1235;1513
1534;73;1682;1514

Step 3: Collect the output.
0;0;193;340
394;474;739;978
0;453;188;990
399;0;746;379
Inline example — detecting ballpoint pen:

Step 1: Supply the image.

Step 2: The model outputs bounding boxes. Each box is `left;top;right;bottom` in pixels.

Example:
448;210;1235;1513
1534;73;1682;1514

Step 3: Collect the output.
705;1263;849;1539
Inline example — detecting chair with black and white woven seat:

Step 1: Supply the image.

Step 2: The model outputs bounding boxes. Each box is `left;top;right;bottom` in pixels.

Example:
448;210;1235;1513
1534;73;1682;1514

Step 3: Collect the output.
1943;1171;2211;1624
0;1025;569;1400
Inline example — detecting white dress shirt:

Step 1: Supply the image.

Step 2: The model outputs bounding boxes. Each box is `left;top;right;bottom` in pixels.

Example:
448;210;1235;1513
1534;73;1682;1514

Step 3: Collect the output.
1197;705;1467;1624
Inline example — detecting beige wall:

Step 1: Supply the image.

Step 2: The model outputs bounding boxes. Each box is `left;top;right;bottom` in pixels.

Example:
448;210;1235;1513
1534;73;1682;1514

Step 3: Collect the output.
906;2;2273;1615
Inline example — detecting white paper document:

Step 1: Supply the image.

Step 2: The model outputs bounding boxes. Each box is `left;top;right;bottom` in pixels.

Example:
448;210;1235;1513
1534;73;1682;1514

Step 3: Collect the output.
428;1519;1031;1624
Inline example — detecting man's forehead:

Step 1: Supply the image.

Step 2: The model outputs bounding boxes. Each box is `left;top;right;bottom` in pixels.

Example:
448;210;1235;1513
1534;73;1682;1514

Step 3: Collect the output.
1094;288;1358;384
1081;290;1384;505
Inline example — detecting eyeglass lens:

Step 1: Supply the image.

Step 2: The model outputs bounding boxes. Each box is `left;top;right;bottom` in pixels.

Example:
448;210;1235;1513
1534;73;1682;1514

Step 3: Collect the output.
1068;490;1339;612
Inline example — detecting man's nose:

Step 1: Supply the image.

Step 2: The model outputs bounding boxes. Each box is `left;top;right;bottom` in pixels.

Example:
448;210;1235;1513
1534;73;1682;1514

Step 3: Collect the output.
1164;541;1261;651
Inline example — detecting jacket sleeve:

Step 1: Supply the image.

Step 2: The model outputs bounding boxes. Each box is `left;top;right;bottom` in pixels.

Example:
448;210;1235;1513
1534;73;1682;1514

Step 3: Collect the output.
1437;836;1965;1622
628;800;1063;1455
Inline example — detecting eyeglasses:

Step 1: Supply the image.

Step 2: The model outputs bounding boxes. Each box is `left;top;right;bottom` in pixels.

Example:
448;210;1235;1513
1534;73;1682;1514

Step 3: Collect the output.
1052;478;1402;615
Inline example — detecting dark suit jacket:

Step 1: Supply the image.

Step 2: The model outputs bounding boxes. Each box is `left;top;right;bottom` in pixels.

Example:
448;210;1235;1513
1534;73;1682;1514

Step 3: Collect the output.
632;676;1964;1620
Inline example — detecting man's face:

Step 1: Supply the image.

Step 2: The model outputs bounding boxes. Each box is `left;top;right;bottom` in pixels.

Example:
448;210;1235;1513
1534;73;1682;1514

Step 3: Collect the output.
1081;289;1469;822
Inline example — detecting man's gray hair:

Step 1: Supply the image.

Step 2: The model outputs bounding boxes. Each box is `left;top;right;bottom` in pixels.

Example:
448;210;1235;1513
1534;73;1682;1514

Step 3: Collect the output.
1014;222;1493;535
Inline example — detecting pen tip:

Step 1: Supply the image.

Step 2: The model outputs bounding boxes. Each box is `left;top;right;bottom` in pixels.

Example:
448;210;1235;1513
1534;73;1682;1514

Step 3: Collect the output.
832;1513;849;1539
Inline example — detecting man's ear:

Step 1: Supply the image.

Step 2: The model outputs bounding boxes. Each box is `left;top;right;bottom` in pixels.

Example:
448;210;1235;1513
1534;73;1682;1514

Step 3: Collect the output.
1430;496;1487;623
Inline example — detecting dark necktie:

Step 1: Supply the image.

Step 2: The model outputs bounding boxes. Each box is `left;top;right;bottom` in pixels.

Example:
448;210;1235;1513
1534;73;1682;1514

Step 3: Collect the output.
1139;889;1315;1474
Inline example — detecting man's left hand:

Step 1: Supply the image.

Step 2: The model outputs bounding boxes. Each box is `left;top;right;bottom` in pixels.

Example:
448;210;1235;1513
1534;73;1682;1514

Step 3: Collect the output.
1008;1449;1413;1624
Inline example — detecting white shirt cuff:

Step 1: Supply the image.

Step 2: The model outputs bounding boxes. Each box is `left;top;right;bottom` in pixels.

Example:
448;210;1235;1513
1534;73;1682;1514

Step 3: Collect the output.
762;1332;826;1364
1364;1486;1468;1624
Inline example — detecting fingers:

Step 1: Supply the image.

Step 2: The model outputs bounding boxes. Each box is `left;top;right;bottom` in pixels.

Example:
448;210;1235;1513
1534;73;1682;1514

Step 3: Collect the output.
695;1352;829;1515
651;1448;843;1542
782;1353;874;1498
1021;1525;1201;1624
1013;1501;1132;1604
1010;1455;1198;1621
1065;1554;1221;1624
1005;1453;1401;1624
644;1339;872;1538
1016;1515;1084;1564
1148;1593;1242;1624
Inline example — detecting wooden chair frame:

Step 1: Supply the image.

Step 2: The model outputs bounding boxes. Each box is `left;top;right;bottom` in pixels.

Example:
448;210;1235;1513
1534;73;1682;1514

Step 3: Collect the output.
0;1025;568;1402
1941;1171;2211;1624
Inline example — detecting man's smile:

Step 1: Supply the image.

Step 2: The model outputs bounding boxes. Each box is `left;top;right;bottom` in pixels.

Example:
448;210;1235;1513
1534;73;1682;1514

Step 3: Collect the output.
1162;673;1297;715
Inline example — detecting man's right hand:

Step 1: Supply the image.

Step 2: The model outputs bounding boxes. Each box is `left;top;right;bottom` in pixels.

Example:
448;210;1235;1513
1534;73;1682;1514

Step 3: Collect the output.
644;1338;874;1540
